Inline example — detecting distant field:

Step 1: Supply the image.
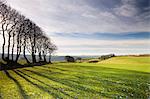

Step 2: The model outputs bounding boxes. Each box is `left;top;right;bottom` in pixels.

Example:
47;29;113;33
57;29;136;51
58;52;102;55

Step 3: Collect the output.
0;56;150;98
77;56;150;73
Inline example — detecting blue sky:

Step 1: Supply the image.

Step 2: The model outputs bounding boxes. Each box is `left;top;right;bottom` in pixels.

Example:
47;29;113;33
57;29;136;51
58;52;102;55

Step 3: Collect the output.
5;0;150;55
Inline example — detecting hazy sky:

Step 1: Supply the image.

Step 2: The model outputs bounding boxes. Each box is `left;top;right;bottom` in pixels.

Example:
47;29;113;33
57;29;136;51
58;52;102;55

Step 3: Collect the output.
5;0;150;55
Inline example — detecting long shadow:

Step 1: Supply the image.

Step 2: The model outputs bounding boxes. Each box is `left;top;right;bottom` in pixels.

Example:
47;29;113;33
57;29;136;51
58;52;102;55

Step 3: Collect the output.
13;70;74;98
23;69;104;96
38;66;143;88
0;93;2;99
33;67;64;75
41;64;150;85
4;70;28;99
42;65;69;72
0;61;50;71
23;68;149;98
16;70;74;98
35;64;150;85
0;62;33;71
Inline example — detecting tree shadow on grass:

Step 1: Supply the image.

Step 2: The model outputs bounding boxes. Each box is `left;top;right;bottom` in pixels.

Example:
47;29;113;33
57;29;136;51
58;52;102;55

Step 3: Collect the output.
23;69;105;96
0;93;2;99
42;65;69;72
4;70;28;99
23;67;149;99
0;62;33;71
33;66;64;75
24;68;119;98
17;70;75;97
13;70;74;98
0;61;50;71
2;63;149;98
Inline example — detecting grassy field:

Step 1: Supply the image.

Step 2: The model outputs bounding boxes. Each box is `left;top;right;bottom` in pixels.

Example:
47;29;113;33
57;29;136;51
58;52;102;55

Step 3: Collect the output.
0;56;150;99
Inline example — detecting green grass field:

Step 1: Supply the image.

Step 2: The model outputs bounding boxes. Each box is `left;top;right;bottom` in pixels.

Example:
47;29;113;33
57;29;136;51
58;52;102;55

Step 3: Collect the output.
0;56;150;99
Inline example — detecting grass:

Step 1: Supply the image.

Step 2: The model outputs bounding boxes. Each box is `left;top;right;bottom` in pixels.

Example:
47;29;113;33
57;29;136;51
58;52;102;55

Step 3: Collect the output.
0;56;150;99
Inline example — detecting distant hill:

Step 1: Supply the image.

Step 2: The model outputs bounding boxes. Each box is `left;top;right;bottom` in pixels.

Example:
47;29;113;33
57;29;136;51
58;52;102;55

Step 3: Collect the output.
0;54;100;62
119;54;150;57
0;54;149;62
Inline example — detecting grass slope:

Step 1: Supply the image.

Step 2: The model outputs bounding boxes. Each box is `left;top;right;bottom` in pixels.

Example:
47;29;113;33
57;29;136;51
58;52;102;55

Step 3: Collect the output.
0;56;150;99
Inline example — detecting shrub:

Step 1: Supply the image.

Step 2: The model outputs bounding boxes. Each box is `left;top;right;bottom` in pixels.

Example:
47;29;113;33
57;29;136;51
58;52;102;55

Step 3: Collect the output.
65;56;75;62
88;59;99;63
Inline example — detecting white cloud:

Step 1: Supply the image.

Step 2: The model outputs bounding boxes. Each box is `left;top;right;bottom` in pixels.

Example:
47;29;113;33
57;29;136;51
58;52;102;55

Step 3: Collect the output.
51;36;150;55
52;36;150;46
114;4;138;17
6;0;150;34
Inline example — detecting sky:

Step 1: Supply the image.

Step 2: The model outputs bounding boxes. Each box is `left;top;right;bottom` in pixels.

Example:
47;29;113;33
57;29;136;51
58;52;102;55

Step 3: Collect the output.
4;0;150;55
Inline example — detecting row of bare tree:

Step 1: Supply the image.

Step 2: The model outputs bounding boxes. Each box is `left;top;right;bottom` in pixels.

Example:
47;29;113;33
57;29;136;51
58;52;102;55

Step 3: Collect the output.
0;1;57;64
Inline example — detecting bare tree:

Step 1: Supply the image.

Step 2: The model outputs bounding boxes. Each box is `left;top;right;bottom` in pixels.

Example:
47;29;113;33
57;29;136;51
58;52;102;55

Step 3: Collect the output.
11;15;25;61
48;43;57;63
0;1;11;61
7;10;21;61
0;1;57;66
40;37;57;63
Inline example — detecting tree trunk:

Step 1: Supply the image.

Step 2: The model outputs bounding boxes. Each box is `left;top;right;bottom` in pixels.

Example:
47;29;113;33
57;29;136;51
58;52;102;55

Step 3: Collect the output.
15;34;21;62
32;53;36;63
7;33;11;60
39;51;42;61
15;44;22;62
23;45;30;64
49;53;52;63
31;46;36;63
15;46;20;62
11;33;15;61
43;51;46;62
23;37;30;63
2;24;6;61
44;55;46;62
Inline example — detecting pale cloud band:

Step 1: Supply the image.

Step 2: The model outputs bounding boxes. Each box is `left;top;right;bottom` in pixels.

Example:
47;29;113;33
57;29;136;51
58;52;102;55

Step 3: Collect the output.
6;0;150;33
